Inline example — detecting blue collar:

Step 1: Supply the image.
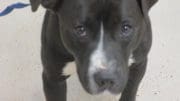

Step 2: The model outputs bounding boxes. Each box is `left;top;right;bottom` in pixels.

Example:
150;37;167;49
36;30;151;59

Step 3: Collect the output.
0;2;30;17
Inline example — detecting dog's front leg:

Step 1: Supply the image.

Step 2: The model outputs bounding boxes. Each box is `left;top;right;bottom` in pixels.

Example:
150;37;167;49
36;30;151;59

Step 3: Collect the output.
42;71;67;101
119;58;147;101
42;66;68;101
41;46;73;101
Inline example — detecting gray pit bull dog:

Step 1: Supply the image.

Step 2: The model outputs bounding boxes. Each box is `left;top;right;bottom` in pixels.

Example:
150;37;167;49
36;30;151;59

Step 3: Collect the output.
29;0;158;101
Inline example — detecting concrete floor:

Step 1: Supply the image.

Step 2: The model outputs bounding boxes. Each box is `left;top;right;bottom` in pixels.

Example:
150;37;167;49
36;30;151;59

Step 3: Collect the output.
0;0;180;101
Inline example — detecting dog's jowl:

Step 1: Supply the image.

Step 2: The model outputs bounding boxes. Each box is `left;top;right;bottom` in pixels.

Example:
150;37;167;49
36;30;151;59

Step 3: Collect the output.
29;0;158;101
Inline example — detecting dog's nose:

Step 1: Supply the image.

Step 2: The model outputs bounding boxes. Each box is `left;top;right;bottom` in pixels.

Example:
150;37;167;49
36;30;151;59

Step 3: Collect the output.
94;71;115;88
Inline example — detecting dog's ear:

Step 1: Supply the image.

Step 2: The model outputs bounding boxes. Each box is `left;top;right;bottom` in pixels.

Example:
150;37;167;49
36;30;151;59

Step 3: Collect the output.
41;0;63;11
30;0;41;12
30;0;63;12
137;0;158;14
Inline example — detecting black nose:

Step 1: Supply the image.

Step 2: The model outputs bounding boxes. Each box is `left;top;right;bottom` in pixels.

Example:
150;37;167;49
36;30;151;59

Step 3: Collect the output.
94;71;115;88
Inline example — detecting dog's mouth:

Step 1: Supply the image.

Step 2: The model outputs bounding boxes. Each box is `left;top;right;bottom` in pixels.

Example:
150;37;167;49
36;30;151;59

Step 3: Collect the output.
84;83;123;95
81;76;126;95
96;87;122;95
76;64;128;95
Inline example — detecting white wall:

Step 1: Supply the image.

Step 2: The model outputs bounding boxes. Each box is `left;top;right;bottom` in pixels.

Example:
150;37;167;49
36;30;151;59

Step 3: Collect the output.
0;0;179;101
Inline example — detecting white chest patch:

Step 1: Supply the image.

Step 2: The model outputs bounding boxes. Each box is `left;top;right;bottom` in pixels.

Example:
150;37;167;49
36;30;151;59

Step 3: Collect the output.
128;53;135;67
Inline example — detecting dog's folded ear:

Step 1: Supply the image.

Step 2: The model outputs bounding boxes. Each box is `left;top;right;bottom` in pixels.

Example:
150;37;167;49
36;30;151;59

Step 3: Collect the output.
30;0;41;12
30;0;63;12
137;0;158;15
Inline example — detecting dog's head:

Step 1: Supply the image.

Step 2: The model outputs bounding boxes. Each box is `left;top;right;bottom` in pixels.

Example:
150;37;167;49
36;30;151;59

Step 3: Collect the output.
30;0;157;95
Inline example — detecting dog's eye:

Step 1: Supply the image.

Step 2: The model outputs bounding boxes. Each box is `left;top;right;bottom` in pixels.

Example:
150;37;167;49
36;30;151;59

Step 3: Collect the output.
75;25;87;38
121;23;133;37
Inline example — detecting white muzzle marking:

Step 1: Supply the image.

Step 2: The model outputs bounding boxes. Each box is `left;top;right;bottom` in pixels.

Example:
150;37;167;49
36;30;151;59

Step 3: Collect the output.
88;23;108;93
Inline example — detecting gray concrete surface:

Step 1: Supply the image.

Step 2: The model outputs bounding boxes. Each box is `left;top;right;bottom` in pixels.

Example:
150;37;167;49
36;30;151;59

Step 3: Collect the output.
0;0;180;101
